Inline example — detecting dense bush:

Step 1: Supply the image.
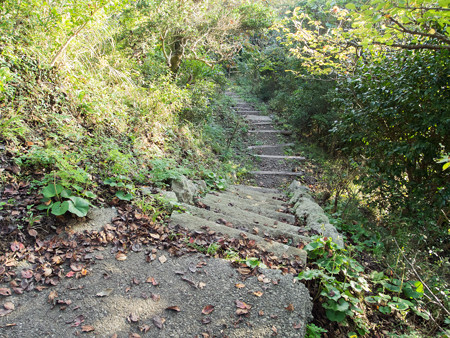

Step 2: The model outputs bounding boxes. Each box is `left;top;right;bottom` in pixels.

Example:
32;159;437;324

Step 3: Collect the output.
334;50;450;220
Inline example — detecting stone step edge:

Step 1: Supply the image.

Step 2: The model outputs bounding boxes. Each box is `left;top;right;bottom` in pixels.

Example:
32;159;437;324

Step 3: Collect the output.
244;115;272;120
229;184;281;194
201;193;296;225
248;130;292;134
250;171;304;176
219;190;286;209
251;122;273;125
251;155;306;160
248;143;294;149
170;212;307;263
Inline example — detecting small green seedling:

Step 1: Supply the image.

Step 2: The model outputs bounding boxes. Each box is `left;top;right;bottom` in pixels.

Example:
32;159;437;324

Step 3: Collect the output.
204;172;226;191
104;177;134;201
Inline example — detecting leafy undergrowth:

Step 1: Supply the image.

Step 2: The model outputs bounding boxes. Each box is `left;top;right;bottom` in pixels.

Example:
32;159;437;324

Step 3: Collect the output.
300;236;436;337
286;151;450;337
0;47;251;249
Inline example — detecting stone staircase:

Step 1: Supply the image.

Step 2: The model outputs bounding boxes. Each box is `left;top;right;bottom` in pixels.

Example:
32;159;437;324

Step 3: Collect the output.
168;90;343;261
171;184;308;263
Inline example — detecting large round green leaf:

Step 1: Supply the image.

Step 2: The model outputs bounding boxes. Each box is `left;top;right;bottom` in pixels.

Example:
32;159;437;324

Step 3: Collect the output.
115;190;133;201
42;184;63;198
68;197;90;217
51;201;69;216
325;309;346;322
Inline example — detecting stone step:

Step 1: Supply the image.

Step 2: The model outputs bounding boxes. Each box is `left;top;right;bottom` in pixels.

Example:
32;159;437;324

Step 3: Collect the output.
250;171;304;177
244;115;272;122
170;212;307;263
248;143;294;150
252;154;306;160
200;193;296;224
220;190;286;209
251;122;273;125
248;130;292;135
228;184;281;195
235;110;261;114
181;204;310;247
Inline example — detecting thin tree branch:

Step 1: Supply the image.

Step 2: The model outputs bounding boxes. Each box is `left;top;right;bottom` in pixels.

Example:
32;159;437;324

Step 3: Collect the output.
50;5;103;67
160;29;170;67
388;17;450;45
372;41;450;50
398;6;450;12
393;238;450;317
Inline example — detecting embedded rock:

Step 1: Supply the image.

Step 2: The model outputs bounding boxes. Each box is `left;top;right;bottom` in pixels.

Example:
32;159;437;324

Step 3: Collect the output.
171;175;197;204
288;181;344;247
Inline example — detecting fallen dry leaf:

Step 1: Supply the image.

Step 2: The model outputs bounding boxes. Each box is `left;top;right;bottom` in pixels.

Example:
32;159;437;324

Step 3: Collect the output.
150;233;160;240
257;274;270;283
70;263;83;272
52;256;63;264
236;308;249;315
10;241;24;252
71;315;85;327
21;269;33;279
0;288;11;296
235;283;245;289
237;267;251;275
96;288;113;297
152;316;165;329
151;294;161;302
253;291;264;297
28;229;38;237
146;277;159;286
0;308;13;317
293;322;302;329
48;290;58;304
43;267;52;277
272;325;278;335
165;306;181;312
235;300;251;309
258;310;264;316
158;255;167;264
181;276;196;288
127;313;139;323
3;302;14;311
139;324;151;333
202;305;214;315
201;317;211;324
285;303;295;312
115;252;127;261
198;282;206;289
129;334;141;338
81;325;95;332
